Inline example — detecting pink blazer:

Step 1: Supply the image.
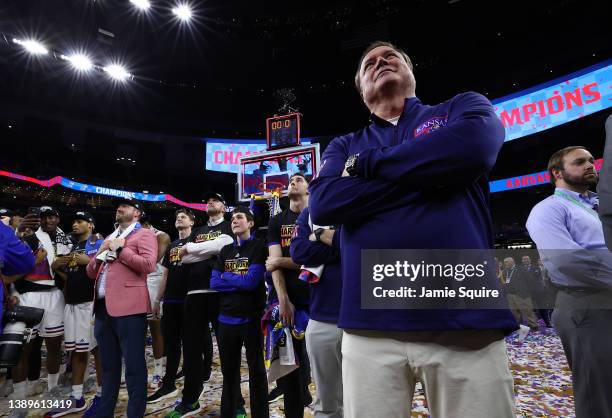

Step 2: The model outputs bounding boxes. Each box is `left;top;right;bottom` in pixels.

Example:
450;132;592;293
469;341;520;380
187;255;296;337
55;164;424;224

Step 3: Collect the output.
87;228;158;317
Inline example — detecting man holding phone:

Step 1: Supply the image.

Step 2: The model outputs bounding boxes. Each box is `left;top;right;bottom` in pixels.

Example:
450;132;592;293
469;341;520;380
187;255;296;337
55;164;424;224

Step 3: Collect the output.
6;206;71;407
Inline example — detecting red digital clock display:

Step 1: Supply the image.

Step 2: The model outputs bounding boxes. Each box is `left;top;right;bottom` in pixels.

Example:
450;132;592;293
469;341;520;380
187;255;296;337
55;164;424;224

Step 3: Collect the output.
266;113;301;150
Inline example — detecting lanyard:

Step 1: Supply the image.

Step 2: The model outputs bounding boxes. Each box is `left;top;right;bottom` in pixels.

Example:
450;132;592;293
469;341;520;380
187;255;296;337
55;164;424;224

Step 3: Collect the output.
503;268;515;283
554;190;599;220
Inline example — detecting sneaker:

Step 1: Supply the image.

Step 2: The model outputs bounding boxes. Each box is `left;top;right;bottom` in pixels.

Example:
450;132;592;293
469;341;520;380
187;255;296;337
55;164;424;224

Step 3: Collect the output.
147;386;179;404
517;324;530;342
175;369;185;382
43;396;86;417
236;405;247;418
27;380;46;397
164;401;202;418
83;395;101;418
149;374;163;390
0;379;14;397
268;386;283;403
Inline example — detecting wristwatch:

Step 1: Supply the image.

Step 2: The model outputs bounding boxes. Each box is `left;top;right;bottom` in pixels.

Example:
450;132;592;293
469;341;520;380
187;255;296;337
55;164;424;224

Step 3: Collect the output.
344;153;360;176
314;228;325;242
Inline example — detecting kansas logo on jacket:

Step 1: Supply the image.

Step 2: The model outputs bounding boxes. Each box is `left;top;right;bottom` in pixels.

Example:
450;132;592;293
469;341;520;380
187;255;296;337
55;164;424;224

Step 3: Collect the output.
414;116;448;138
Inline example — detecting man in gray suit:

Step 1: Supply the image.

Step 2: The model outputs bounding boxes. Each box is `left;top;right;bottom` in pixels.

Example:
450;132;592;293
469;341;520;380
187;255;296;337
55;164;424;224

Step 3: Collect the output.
598;114;612;249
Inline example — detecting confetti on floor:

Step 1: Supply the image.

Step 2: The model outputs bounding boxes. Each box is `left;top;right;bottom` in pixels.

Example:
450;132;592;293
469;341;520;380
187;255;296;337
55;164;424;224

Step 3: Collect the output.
0;326;574;417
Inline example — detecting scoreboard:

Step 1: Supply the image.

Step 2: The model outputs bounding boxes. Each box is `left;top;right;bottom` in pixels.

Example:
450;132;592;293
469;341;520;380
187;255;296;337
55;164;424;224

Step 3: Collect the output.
266;113;301;149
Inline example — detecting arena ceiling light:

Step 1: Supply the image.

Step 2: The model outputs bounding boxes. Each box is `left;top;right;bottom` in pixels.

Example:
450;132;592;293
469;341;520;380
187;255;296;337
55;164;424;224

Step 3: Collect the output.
172;3;193;22
12;38;48;55
62;53;94;72
103;64;131;81
130;0;151;11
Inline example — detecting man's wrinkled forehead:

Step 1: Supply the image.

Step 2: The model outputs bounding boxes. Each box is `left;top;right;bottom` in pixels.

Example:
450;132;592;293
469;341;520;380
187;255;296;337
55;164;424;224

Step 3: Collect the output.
361;46;404;70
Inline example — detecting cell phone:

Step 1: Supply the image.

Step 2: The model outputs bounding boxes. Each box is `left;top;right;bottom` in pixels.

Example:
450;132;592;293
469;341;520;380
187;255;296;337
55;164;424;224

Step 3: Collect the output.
28;207;41;216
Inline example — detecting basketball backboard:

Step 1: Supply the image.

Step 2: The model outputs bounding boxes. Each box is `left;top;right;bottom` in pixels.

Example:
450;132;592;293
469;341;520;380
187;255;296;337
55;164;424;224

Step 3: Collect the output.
237;144;320;202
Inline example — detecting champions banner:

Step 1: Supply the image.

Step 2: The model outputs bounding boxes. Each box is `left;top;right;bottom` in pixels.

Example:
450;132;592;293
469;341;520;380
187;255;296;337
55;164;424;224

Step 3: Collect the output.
493;60;611;142
60;178;166;202
0;170;207;211
205;138;311;173
490;158;603;193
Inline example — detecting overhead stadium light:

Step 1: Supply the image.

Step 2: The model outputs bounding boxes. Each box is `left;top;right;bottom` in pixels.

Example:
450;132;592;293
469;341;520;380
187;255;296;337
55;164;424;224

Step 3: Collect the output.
12;38;48;55
172;4;192;21
130;0;151;11
103;64;131;81
62;54;93;71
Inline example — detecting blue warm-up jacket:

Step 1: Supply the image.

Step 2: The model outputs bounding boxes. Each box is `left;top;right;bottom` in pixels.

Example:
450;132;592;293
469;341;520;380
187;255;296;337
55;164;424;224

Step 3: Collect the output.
309;92;518;332
290;207;342;323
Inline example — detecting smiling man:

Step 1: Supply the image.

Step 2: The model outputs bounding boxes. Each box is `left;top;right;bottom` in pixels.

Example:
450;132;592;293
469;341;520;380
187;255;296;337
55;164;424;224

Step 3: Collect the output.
308;41;517;417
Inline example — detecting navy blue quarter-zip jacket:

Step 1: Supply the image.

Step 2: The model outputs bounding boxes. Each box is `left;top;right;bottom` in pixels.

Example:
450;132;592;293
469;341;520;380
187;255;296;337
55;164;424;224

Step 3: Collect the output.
290;207;342;323
309;92;518;332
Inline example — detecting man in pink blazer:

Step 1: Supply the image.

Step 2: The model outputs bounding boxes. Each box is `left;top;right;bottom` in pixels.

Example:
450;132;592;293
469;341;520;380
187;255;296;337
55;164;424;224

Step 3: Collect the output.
87;199;158;418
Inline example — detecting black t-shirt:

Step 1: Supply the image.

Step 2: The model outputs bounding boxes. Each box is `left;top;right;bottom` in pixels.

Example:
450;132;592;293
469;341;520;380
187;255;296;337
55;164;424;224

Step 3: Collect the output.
267;208;310;307
215;237;267;317
15;234;56;294
187;220;234;291
64;238;103;304
161;237;192;302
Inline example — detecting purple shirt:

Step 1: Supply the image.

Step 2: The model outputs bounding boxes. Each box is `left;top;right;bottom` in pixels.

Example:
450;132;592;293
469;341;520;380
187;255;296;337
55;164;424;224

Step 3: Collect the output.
309;92;518;332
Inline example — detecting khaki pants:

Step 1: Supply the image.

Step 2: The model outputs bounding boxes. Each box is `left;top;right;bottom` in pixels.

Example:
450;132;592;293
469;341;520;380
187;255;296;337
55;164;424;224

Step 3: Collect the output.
507;294;539;329
342;330;515;418
305;319;343;418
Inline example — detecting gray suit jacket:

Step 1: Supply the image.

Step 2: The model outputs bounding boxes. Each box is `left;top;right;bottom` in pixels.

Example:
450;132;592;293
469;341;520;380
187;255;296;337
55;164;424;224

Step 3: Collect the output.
598;114;612;250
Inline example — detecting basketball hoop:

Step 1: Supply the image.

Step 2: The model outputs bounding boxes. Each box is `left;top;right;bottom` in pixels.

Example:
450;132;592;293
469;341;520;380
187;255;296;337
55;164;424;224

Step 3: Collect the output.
250;181;285;217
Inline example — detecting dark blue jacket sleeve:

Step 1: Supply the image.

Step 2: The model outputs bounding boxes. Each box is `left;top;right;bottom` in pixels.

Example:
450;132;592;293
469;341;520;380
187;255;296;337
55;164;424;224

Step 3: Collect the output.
308;137;422;225
357;92;505;185
290;208;340;266
214;264;265;292
0;223;35;276
210;269;228;291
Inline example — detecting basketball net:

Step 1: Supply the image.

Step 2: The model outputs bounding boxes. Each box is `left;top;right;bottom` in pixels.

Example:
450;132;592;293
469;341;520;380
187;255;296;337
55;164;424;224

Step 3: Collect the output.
250;182;283;218
268;190;281;217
